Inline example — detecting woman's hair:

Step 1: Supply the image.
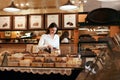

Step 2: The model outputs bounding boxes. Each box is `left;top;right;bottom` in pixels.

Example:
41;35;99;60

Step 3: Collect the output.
46;22;58;34
60;31;69;42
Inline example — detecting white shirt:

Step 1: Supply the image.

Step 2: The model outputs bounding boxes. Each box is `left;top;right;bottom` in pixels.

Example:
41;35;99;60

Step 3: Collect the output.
61;38;69;43
38;34;60;49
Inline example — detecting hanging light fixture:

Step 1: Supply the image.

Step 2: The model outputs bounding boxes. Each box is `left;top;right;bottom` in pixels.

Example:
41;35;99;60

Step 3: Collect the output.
59;0;78;10
3;0;20;12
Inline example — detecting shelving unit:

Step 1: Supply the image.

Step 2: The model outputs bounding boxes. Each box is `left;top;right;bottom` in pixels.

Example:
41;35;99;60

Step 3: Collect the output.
78;41;112;66
0;38;38;44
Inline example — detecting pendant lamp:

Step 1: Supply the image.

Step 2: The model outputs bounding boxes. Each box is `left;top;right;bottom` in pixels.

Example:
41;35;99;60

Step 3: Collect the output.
3;0;20;12
59;0;78;10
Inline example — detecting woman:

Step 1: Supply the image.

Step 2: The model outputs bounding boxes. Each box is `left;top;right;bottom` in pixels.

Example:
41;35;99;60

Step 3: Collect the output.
38;22;60;53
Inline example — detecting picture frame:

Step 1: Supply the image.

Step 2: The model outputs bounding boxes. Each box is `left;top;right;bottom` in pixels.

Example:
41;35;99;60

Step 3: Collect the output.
45;13;61;29
62;13;77;29
29;14;44;30
13;15;27;30
0;16;12;30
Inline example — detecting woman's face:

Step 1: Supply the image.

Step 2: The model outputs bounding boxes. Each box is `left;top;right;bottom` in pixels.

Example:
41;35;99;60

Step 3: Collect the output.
49;27;57;34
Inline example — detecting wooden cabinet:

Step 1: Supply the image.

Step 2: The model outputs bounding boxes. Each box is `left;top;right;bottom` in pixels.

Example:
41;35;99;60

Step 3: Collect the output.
78;41;113;69
78;13;87;23
78;41;109;53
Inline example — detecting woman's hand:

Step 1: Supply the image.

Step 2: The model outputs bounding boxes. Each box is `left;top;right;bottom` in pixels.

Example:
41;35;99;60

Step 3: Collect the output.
47;44;53;50
47;45;57;51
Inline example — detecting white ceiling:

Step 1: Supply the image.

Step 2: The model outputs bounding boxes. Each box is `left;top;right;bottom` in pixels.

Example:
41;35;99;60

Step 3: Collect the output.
0;0;120;13
101;1;120;10
83;0;120;12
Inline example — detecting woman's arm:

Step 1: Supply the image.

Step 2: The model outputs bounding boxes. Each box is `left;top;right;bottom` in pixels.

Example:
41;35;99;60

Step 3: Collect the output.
38;34;48;49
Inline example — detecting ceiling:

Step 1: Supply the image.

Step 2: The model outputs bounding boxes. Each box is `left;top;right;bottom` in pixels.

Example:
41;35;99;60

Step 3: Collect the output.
0;0;120;14
84;0;120;11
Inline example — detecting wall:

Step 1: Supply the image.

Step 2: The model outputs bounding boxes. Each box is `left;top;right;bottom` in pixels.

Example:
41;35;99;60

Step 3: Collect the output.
1;12;120;55
0;30;77;54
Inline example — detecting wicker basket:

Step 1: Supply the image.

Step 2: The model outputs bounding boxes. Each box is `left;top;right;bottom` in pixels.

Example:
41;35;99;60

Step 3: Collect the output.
43;63;54;67
31;62;43;67
55;62;66;67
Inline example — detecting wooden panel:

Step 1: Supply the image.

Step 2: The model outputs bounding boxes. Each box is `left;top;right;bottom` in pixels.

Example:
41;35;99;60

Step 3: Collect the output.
110;26;120;37
78;14;87;22
60;44;76;55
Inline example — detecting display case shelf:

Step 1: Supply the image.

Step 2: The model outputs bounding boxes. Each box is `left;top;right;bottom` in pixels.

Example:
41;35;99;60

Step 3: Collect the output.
78;41;113;59
0;38;38;44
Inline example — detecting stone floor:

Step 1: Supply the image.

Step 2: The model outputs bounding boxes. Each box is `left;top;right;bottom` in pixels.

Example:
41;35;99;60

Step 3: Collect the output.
76;48;120;80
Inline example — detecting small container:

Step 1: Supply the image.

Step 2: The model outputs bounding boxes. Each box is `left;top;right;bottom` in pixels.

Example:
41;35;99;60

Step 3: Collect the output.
55;62;66;67
43;63;54;67
19;59;32;66
31;62;43;67
8;61;19;66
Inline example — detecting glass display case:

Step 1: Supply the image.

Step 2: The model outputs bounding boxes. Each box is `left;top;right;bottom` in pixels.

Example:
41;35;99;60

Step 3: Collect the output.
78;41;113;66
0;51;84;80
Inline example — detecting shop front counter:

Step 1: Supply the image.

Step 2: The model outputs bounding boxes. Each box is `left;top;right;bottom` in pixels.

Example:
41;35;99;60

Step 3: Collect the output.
0;52;83;80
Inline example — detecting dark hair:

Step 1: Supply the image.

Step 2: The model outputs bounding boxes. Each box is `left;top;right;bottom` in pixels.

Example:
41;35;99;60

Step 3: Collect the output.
60;31;69;42
46;22;58;34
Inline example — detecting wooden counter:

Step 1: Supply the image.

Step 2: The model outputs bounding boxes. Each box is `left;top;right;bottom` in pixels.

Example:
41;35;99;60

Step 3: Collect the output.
0;52;83;80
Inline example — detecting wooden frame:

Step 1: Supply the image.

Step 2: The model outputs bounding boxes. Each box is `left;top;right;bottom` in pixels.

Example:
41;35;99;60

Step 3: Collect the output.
29;14;44;30
62;13;77;29
13;15;27;30
0;16;12;30
45;13;61;29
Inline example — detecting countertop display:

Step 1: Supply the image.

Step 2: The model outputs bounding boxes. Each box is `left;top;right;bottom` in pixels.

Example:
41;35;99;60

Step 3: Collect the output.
0;51;83;76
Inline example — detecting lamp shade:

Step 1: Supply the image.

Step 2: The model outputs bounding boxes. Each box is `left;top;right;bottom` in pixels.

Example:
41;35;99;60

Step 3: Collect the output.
59;0;78;10
3;0;20;12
